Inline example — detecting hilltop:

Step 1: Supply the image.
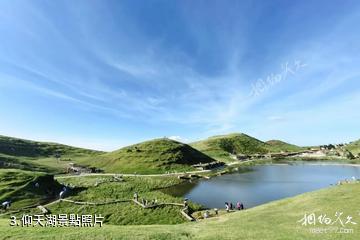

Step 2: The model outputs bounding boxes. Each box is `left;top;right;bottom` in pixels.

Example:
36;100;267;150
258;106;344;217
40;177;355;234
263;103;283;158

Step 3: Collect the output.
85;138;216;174
191;133;303;162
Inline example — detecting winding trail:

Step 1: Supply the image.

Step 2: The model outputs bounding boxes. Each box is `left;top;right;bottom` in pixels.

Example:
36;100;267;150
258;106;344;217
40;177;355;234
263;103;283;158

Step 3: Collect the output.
1;161;248;219
44;198;194;221
55;170;212;179
54;160;248;179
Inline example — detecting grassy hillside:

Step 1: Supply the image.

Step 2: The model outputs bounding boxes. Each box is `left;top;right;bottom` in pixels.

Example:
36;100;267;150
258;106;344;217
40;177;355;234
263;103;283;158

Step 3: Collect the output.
0;153;52;172
0;135;104;173
0;172;200;225
1;181;358;239
84;138;215;174
52;176;200;225
265;140;304;152
191;133;303;162
346;140;360;156
0;135;102;158
0;169;62;210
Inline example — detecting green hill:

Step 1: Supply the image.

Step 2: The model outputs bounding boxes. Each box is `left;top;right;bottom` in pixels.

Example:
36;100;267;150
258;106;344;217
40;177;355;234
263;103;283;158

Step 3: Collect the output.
85;138;216;174
0;135;103;173
191;133;302;162
0;135;102;158
265;140;304;152
0;169;62;209
346;139;360;156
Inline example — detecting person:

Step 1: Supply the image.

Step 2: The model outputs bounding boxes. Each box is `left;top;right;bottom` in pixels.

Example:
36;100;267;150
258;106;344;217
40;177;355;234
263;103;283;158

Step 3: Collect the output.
1;200;11;210
240;202;244;210
184;198;188;207
230;202;233;210
236;202;241;210
225;202;229;212
214;208;218;215
204;210;210;219
59;190;66;199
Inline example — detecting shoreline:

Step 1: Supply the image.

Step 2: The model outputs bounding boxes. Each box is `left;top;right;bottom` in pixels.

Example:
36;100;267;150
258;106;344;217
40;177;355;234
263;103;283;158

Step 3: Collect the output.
263;161;360;167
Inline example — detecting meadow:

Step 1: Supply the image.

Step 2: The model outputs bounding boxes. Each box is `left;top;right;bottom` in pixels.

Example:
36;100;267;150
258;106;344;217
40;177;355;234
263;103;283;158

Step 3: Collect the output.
0;182;358;240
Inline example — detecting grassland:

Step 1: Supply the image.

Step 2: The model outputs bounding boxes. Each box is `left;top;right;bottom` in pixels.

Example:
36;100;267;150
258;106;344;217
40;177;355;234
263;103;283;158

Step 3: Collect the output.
0;169;62;210
0;135;103;173
0;136;218;174
83;138;215;174
0;172;201;226
347;140;360;156
265;139;305;152
1;134;360;239
0;135;102;158
191;133;304;162
0;180;359;239
55;175;202;225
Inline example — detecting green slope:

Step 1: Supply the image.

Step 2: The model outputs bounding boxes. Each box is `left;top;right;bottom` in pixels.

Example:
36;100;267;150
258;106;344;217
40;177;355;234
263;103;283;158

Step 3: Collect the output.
85;138;216;174
0;135;102;158
0;169;62;209
265;140;304;152
346;139;360;156
0;135;104;173
191;133;303;162
1;182;358;239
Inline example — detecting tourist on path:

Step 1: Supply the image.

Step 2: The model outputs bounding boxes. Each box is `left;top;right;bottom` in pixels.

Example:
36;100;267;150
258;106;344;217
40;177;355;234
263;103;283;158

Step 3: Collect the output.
225;202;229;212
1;200;11;210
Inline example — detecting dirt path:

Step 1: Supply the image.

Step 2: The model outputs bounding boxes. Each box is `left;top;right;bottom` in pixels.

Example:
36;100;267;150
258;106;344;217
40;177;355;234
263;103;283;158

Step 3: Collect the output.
55;160;253;179
55;169;213;179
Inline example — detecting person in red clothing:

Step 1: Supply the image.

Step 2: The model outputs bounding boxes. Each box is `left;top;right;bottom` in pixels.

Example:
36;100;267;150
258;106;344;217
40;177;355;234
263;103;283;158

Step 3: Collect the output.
236;202;241;210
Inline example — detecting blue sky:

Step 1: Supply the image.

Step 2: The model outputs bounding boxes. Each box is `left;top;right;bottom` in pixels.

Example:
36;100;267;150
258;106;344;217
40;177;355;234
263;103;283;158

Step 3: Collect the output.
1;0;360;151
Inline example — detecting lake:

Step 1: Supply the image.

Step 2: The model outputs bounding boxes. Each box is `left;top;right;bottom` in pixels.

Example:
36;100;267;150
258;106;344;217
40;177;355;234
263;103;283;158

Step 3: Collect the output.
164;163;360;209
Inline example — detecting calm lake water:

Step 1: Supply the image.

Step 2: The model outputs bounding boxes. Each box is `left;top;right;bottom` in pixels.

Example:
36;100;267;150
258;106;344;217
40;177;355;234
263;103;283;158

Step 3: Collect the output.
164;163;360;209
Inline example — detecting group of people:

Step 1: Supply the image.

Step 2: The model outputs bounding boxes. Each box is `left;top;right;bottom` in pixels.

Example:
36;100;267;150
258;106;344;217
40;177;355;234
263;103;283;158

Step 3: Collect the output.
225;201;244;212
133;192;158;206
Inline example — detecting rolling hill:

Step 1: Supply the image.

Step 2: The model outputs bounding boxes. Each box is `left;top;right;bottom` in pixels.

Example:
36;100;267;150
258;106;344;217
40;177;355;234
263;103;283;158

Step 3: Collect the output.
0;135;103;173
0;135;102;158
191;133;303;162
346;139;360;156
265;140;304;152
84;138;216;174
